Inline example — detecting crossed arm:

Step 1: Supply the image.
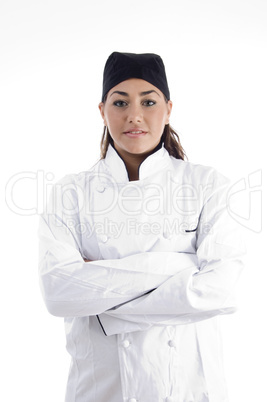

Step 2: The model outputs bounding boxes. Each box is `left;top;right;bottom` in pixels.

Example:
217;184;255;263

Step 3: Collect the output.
39;174;244;335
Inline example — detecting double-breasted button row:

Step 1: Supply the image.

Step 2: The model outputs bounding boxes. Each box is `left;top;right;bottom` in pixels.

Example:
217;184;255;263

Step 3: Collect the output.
122;338;175;402
99;232;174;243
128;397;172;401
122;339;175;348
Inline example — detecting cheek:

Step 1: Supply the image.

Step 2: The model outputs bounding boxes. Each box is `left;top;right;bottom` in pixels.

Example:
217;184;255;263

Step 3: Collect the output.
105;113;118;129
151;110;168;128
106;114;124;137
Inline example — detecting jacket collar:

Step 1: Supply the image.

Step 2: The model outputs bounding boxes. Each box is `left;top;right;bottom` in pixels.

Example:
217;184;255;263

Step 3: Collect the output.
103;143;172;183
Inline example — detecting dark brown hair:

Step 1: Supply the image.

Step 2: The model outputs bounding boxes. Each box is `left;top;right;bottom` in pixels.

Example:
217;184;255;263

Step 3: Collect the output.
100;124;186;160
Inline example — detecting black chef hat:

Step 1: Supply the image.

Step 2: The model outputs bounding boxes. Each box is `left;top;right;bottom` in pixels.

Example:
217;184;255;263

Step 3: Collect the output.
101;52;170;102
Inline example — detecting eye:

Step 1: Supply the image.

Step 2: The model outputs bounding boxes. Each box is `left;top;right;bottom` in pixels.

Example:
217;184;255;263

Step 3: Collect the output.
143;99;156;107
113;100;128;107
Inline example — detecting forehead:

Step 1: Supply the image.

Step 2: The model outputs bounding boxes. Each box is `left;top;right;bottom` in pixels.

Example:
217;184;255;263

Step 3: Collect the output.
107;78;163;97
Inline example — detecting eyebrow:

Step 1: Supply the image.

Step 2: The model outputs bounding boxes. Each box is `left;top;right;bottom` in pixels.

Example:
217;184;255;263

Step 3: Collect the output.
110;90;161;98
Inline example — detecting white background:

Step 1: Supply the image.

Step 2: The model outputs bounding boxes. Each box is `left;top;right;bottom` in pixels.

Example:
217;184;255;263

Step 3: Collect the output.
1;0;266;400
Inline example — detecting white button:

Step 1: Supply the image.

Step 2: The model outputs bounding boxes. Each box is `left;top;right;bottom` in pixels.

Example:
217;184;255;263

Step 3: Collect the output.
122;340;130;348
97;185;105;193
129;399;137;402
99;234;108;243
168;340;176;348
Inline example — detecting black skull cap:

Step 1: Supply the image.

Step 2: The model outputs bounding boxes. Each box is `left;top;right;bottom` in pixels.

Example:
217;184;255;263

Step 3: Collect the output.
101;51;170;101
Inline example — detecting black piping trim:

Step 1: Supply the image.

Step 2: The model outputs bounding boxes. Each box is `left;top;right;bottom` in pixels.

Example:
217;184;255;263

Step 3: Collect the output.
137;140;164;177
111;141;164;181
185;228;197;233
96;315;107;336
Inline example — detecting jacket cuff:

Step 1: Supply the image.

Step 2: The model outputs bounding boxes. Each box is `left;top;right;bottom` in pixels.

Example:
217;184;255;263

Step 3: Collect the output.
97;313;150;336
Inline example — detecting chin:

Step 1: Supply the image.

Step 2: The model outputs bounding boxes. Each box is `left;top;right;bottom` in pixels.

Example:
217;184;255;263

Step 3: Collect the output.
124;140;161;155
126;145;155;155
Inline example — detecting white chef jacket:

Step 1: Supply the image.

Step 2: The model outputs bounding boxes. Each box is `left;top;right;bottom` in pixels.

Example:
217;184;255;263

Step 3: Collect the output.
38;143;245;402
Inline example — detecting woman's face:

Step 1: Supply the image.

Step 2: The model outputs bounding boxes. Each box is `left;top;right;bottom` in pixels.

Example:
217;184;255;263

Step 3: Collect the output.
99;78;172;157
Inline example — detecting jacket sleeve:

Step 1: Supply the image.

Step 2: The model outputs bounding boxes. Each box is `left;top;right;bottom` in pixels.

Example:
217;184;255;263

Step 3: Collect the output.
38;177;198;317
97;174;245;335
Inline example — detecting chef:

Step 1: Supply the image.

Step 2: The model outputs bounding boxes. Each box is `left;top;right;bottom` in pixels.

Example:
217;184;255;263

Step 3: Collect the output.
39;51;245;402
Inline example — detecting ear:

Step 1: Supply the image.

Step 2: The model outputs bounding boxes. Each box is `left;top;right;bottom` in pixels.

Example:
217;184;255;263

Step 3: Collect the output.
98;102;107;125
165;100;173;124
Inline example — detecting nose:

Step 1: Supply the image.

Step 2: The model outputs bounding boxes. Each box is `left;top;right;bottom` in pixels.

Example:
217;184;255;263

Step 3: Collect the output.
127;103;143;124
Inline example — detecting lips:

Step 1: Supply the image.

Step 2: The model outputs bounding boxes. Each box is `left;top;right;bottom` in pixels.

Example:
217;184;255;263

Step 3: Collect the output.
123;129;147;138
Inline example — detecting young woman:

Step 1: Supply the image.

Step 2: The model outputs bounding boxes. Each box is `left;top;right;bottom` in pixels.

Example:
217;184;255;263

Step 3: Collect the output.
39;52;244;402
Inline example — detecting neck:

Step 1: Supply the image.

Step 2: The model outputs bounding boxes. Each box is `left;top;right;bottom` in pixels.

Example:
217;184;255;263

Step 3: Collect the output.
113;142;162;181
123;153;145;181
